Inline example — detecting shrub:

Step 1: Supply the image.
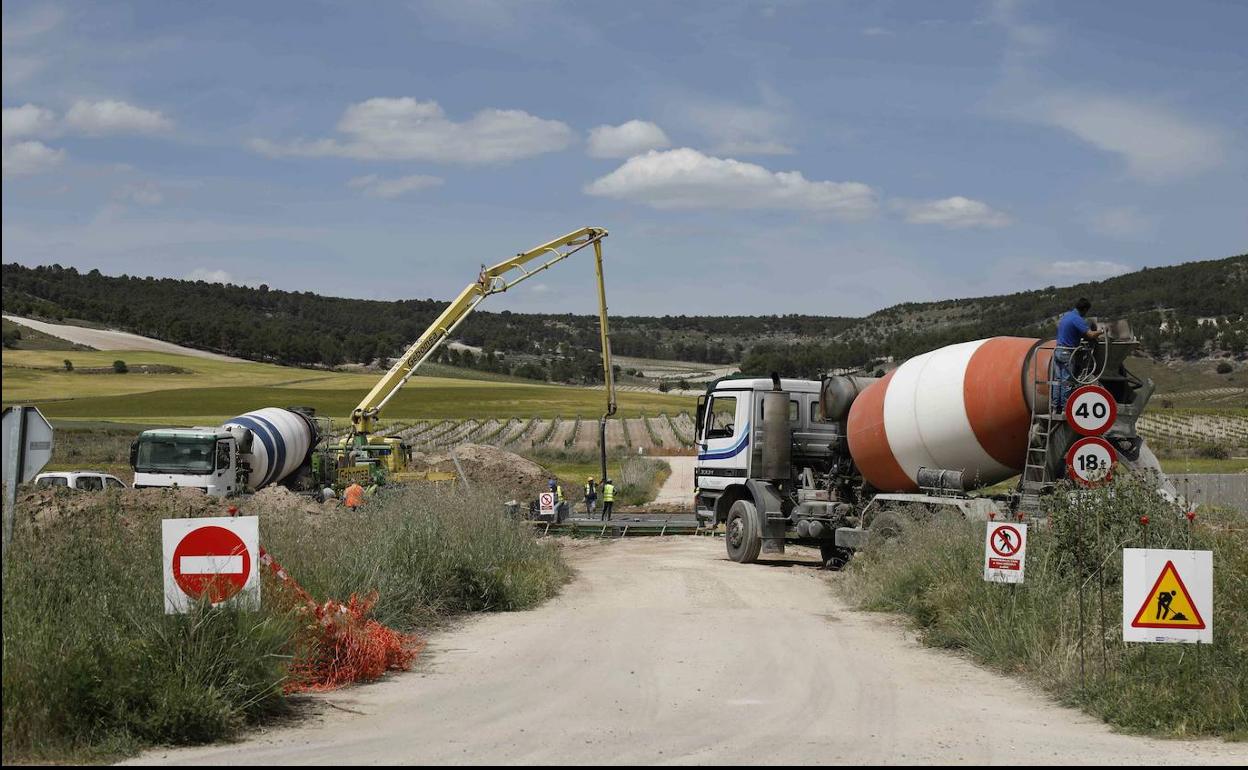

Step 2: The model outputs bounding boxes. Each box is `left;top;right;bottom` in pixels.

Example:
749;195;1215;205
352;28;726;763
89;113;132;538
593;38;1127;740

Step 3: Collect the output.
840;473;1247;739
112;360;128;374
3;483;570;762
1215;361;1233;374
63;359;74;372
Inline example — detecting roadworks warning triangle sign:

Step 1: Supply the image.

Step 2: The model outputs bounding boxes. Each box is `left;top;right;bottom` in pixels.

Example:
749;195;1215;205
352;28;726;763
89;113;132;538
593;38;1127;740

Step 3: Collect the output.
1130;560;1206;630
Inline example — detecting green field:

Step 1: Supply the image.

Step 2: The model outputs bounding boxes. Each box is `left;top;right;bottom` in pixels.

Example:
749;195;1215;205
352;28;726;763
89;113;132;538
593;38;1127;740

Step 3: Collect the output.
2;348;693;426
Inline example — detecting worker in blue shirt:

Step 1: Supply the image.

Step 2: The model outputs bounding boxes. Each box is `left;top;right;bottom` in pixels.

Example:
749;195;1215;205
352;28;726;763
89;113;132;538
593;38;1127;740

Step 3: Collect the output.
1052;297;1104;412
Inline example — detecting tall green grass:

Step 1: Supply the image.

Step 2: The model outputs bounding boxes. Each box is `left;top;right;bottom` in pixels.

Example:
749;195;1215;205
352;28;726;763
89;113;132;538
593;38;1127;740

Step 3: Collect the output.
839;475;1247;739
2;483;570;762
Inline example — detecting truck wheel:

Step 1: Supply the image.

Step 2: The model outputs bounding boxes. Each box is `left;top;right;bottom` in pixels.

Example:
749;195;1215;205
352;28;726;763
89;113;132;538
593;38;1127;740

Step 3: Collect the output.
725;500;762;564
868;510;910;547
820;543;853;571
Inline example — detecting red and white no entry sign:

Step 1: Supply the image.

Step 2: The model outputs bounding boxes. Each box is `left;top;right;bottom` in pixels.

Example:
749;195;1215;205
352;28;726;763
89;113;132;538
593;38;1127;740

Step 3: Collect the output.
162;516;260;613
1066;436;1117;488
173;525;251;603
1065;385;1117;436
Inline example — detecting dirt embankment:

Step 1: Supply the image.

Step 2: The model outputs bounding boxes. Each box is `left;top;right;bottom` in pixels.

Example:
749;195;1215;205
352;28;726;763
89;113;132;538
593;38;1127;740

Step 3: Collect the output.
14;444;555;530
407;443;554;501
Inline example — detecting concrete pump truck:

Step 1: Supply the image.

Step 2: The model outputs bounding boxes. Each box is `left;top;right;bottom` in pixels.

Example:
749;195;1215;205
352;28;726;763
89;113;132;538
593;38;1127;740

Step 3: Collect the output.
131;227;618;496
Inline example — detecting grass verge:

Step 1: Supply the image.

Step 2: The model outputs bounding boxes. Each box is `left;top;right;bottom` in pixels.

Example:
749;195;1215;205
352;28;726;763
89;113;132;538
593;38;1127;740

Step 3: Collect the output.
2;483;569;763
838;474;1247;740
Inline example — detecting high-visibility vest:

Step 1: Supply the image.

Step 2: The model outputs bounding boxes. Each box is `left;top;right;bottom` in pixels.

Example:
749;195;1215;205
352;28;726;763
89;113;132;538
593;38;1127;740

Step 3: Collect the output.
601;483;615;502
585;482;596;496
555;484;564;503
344;483;365;508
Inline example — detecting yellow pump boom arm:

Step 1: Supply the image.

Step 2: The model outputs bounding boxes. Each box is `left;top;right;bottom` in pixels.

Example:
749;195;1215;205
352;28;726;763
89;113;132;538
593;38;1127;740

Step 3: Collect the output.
350;227;615;438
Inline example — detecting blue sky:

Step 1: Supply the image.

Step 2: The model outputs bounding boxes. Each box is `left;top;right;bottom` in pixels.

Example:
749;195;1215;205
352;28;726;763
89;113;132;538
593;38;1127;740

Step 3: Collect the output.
3;0;1245;316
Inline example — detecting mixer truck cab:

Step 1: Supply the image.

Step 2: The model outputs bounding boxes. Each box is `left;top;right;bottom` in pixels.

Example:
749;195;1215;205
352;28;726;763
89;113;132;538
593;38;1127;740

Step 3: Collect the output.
131;426;241;496
131;407;322;497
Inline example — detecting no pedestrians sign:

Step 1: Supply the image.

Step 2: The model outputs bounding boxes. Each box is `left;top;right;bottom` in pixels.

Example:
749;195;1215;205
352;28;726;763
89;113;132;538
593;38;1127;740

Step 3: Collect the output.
984;521;1027;584
162;516;260;613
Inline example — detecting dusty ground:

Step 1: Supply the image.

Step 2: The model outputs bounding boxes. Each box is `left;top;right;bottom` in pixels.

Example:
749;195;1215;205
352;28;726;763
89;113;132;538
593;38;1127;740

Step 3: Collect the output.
653;455;695;507
2;314;247;362
127;538;1244;766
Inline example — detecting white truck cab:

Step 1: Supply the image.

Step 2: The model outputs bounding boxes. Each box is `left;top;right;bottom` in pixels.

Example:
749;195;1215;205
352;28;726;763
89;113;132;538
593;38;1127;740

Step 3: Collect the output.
131;427;240;496
694;377;829;524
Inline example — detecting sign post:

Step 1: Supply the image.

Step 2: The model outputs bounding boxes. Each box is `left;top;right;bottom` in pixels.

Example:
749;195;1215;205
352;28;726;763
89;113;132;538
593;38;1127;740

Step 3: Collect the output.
162;516;261;613
1123;548;1212;644
984;521;1027;583
2;405;55;560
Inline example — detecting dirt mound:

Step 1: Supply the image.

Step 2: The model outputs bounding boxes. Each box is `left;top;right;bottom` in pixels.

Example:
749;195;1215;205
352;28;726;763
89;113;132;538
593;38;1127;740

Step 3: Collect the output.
14;486;231;532
410;443;553;501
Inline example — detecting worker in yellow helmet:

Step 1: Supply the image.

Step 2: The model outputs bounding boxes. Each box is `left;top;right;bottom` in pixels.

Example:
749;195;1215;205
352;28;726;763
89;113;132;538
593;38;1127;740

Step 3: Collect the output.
600;478;615;521
584;476;598;516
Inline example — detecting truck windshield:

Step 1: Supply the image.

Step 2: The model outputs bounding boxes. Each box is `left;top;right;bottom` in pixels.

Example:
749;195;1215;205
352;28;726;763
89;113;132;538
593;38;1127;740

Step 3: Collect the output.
135;436;216;475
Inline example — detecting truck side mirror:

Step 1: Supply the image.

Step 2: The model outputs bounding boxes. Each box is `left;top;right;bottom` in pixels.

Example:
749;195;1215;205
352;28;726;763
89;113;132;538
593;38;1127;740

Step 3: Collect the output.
129;441;139;467
695;394;707;441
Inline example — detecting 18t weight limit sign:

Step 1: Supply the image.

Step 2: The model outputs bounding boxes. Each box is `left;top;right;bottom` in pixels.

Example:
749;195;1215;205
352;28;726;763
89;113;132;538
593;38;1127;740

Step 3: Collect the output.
1065;385;1117;436
1066;436;1117;488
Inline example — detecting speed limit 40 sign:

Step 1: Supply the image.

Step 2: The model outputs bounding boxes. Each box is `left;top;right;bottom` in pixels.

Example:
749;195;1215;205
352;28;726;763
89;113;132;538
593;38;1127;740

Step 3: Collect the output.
1066;436;1117;487
1065;385;1117;436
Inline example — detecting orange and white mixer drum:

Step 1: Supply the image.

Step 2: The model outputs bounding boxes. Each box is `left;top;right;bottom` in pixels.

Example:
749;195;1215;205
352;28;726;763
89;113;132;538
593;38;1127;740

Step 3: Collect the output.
846;337;1052;493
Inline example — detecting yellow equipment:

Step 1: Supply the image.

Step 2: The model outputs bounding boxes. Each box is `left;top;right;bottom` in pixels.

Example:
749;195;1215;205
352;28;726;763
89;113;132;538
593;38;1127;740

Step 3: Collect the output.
343;227;617;481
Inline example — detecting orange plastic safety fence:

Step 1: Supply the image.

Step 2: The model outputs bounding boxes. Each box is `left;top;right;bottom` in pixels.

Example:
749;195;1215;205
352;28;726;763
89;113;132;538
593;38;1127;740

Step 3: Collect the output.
249;534;422;693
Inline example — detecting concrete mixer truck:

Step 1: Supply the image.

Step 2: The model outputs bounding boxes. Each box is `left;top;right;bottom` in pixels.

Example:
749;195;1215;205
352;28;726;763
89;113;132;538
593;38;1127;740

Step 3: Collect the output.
131;407;327;496
694;321;1165;567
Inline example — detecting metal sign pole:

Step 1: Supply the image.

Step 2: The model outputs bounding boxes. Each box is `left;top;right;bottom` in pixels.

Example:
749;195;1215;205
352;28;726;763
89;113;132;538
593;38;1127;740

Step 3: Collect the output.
3;407;29;560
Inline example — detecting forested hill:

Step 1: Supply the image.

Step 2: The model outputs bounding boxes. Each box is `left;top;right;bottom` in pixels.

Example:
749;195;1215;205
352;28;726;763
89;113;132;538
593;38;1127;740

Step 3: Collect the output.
3;253;1246;379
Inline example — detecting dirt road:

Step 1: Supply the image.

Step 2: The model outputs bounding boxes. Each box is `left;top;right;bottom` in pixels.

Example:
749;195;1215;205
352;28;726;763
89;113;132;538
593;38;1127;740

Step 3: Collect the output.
130;538;1244;765
2;314;246;362
653;455;696;506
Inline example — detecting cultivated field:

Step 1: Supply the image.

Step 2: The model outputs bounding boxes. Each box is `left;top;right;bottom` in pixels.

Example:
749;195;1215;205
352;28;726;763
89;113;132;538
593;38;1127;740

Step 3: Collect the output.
2;348;693;426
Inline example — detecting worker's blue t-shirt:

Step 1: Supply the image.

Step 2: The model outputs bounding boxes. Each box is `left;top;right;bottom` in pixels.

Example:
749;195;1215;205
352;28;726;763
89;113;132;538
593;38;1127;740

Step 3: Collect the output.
1056;309;1089;348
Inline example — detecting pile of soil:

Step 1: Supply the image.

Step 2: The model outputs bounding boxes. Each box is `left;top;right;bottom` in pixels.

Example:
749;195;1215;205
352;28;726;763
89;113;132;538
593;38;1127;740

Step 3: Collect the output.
409;443;554;501
14;486;230;532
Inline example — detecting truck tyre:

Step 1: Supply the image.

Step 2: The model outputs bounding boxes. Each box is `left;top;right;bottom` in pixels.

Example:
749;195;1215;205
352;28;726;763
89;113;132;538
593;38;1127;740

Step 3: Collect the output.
820;543;853;571
868;510;910;547
725;499;762;564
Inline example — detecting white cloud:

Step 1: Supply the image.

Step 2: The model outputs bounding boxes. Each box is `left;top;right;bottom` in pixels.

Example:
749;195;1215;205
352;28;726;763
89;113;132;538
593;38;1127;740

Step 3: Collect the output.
2;103;57;140
586;120;670;159
186;268;235;285
1038;260;1133;281
897;196;1013;229
2;140;65;177
116;181;164;206
1089;206;1154;240
2;4;66;44
861;27;893;37
1025;93;1222;181
251;97;574;165
347;173;443;199
674;93;795;156
584;148;878;219
64;100;173;135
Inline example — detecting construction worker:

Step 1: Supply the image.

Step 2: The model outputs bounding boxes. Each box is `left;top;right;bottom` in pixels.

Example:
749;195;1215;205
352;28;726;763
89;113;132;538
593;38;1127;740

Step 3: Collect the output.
600;478;615;521
344;481;365;511
585;476;598;515
1052;297;1104;413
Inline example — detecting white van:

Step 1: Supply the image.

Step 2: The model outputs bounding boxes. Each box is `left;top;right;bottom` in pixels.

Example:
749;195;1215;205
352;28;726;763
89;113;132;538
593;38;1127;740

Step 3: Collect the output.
34;471;127;491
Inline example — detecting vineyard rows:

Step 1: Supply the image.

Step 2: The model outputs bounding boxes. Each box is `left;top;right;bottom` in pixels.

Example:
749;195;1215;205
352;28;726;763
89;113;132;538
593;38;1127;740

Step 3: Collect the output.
1137;411;1248;448
361;412;700;452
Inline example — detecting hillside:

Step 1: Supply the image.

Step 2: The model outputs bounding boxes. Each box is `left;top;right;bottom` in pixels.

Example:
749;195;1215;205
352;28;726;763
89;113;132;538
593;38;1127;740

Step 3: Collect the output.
4;254;1245;380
